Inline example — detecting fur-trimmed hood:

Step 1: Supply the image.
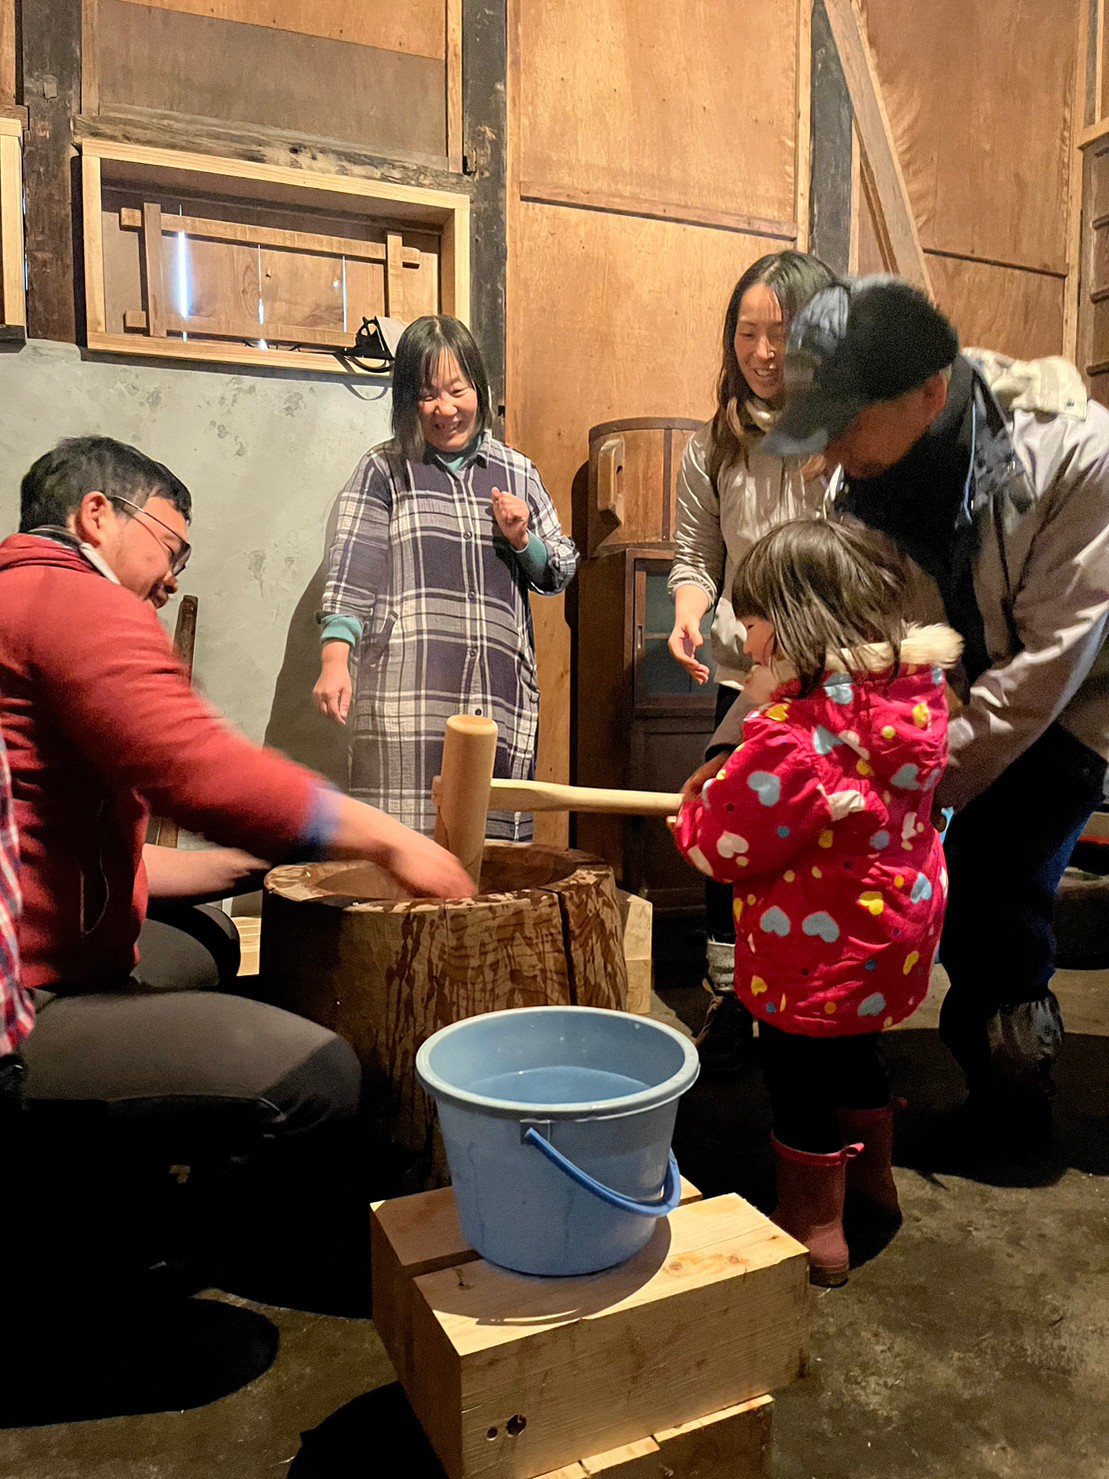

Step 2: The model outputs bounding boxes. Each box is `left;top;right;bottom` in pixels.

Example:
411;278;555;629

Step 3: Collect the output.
759;622;963;694
739;622;961;794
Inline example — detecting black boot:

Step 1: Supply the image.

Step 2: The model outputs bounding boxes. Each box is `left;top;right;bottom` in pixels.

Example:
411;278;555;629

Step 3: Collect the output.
937;988;1058;1161
694;939;754;1073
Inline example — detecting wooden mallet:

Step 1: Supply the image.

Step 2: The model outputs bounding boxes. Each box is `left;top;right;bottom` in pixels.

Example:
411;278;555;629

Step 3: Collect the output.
433;713;682;887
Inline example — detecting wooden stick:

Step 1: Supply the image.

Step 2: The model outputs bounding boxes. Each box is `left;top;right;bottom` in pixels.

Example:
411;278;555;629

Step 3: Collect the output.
433;775;682;818
490;778;681;816
433;715;498;886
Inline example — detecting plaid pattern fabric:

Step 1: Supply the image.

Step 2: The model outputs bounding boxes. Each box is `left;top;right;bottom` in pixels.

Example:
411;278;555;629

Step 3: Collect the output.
322;434;578;836
0;732;30;1055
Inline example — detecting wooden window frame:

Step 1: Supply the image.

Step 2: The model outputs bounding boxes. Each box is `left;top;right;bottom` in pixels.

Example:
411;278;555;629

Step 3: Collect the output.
0;115;25;330
81;137;470;374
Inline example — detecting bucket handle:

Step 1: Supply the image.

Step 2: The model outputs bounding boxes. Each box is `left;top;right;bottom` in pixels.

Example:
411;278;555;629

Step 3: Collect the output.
522;1126;681;1219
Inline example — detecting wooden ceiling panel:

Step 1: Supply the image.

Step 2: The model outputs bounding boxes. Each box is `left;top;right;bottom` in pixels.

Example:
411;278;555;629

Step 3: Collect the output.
508;203;778;524
516;0;800;227
0;0;14;105
97;1;446;162
927;252;1065;362
861;0;1081;275
109;0;447;60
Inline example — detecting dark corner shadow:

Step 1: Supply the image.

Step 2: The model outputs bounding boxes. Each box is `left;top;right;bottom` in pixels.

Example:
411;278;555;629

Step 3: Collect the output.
264;496;350;789
880;1026;1109;1188
291;1384;446;1479
672;1051;777;1210
670;1023;1108;1211
0;1296;279;1428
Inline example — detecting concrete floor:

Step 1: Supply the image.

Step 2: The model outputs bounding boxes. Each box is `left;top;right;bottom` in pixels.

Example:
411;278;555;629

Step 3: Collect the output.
2;968;1106;1479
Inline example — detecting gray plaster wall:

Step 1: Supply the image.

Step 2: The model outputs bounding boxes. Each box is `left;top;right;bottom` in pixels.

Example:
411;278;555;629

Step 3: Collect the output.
0;339;389;784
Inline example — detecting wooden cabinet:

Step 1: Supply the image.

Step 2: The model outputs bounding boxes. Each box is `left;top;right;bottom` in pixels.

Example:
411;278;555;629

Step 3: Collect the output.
573;544;718;915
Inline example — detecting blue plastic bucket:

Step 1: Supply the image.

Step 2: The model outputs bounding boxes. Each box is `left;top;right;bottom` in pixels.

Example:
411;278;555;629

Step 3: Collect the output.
415;1006;699;1276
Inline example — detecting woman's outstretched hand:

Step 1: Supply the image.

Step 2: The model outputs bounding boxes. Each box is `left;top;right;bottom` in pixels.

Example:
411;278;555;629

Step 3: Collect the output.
491;487;530;549
314;641;354;726
667;618;711;685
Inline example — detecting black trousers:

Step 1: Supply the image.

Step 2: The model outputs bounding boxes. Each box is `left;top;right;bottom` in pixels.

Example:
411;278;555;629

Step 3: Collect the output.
938;722;1107;1086
17;907;364;1297
759;1022;890;1153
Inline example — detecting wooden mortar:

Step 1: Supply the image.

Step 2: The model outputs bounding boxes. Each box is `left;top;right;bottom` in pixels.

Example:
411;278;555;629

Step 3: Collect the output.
261;842;628;1179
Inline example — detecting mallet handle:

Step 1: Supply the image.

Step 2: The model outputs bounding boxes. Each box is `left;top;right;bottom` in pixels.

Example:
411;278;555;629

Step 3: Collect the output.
488;778;681;816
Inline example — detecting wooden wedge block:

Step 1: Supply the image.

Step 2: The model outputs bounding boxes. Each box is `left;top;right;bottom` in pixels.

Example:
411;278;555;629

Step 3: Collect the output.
396;1194;805;1479
372;1180;703;1391
532;1395;773;1479
617;889;654;1017
651;1395;774;1478
372;1188;480;1393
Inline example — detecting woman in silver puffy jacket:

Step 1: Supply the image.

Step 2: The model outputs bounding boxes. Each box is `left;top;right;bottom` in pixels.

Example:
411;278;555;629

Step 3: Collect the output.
667;249;837;1069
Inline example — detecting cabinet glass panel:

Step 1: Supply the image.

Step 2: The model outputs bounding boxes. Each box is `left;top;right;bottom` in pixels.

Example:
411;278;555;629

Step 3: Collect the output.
635;566;716;699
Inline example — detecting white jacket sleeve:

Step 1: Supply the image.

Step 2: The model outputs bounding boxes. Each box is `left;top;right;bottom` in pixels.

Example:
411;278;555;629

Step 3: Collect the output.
667;429;723;604
938;433;1109;811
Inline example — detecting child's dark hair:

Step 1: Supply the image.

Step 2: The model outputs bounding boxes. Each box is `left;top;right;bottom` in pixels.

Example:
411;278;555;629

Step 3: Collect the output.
389;315;492;462
732;519;907;695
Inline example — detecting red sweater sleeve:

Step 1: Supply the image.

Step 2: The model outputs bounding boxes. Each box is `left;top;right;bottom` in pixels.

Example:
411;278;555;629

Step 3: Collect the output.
30;575;320;858
673;714;832;884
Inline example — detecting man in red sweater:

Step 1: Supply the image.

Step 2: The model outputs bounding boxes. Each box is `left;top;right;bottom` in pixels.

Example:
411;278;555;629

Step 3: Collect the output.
0;436;473;1301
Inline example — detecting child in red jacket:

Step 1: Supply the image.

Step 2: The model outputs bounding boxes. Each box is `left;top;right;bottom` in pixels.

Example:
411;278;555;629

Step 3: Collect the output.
674;519;961;1285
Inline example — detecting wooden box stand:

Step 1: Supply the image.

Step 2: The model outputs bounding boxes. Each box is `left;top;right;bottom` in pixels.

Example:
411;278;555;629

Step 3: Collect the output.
370;1182;808;1479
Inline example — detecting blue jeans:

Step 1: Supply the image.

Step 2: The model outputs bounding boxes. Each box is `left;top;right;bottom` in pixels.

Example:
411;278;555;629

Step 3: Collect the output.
938;723;1106;1089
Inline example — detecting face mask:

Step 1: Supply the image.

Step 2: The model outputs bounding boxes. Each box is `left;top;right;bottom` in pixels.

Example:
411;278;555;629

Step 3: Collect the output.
27;525;122;586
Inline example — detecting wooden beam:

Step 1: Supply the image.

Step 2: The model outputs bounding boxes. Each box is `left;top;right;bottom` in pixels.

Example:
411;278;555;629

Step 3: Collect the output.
86;327;388;375
76;106;475;199
794;0;812;251
81;0;100;115
385;229;406;316
517;183;796;242
446;0;463;173
120;206;422;266
822;0;931;294
22;0;83;342
84;136;470;222
0;0;16;106
141;200;166;336
0;129;25;327
848;122;861;271
809;0;853;274
81;151;106;334
1065;0;1095;359
463;0;505;426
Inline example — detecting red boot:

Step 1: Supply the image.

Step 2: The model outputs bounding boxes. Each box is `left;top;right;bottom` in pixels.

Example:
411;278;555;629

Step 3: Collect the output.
770;1137;860;1288
837;1104;901;1227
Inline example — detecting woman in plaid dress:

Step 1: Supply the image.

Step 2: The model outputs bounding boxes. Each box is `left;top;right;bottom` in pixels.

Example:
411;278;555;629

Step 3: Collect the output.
314;317;578;839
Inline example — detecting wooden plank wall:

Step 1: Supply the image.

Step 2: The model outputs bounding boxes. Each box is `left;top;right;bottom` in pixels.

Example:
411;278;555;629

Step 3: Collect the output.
92;0;448;166
856;0;1081;359
507;0;811;842
83;0;465;170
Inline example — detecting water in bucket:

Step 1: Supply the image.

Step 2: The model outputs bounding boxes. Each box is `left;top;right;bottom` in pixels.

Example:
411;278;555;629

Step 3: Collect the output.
416;1006;699;1277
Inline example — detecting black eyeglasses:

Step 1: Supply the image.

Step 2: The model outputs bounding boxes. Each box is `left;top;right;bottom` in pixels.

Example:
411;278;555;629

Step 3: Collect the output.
111;496;191;576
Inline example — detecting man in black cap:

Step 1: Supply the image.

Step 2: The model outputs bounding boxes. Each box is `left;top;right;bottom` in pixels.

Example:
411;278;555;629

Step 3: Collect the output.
719;276;1109;1146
